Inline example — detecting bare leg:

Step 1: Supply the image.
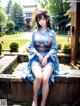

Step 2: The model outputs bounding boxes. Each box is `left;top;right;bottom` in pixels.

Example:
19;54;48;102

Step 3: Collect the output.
41;64;53;106
32;64;43;106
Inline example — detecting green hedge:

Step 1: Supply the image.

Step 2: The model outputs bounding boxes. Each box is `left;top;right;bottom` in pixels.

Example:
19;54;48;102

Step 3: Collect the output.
10;42;19;52
0;43;2;55
62;44;71;54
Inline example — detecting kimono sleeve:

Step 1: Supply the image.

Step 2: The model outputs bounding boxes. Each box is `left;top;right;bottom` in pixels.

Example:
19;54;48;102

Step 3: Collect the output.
28;30;37;60
48;30;58;57
48;30;59;74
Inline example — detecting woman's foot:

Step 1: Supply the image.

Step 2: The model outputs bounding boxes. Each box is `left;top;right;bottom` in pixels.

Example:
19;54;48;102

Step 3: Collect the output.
41;105;46;106
32;100;37;106
41;102;46;106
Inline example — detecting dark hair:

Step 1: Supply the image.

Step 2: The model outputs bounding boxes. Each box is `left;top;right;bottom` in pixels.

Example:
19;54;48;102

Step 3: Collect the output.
35;11;52;29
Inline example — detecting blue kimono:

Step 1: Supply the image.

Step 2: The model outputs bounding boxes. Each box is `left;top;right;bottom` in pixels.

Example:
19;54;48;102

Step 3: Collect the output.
22;28;59;85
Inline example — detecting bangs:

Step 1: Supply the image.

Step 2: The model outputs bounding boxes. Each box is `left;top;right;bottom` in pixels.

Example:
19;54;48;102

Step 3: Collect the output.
36;12;47;21
35;11;52;29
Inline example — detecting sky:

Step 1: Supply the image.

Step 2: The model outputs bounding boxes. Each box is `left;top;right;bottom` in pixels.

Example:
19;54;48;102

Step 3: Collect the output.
1;0;37;7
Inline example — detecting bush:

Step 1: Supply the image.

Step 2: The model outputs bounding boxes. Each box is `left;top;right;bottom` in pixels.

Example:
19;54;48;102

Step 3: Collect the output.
57;43;62;50
62;44;71;54
18;28;24;32
0;43;2;55
0;32;3;37
6;20;15;34
0;32;5;37
10;42;19;52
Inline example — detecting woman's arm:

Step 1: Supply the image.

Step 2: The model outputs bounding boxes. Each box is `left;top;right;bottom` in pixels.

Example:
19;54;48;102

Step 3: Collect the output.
41;30;58;66
28;31;37;60
48;30;58;57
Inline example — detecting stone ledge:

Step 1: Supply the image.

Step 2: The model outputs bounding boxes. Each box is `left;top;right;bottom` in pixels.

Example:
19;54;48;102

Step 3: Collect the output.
4;52;71;63
57;53;71;63
0;73;80;83
0;54;4;59
0;55;18;74
57;53;70;57
0;73;80;104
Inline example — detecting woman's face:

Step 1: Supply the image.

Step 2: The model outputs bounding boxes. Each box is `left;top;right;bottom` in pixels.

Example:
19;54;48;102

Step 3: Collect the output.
38;16;47;28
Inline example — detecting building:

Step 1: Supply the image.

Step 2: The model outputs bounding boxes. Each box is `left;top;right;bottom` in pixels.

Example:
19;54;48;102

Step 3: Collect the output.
22;1;37;31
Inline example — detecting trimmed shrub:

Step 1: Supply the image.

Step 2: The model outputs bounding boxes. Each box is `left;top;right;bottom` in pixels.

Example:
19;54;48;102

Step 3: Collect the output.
0;32;3;37
0;32;5;37
10;42;19;52
0;43;2;55
62;44;71;54
57;43;62;50
6;20;15;34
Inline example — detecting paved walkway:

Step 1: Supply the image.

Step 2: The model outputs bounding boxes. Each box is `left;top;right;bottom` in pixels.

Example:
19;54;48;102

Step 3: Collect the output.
13;32;32;40
18;43;28;53
15;32;32;53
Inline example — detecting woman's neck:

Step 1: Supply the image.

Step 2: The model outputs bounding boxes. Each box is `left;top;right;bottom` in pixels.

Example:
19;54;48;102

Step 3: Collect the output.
41;26;47;30
40;27;47;33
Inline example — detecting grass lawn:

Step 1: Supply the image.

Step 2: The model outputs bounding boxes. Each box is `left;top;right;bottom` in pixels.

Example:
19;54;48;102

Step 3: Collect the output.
0;32;29;50
56;34;71;48
0;32;70;51
2;40;28;50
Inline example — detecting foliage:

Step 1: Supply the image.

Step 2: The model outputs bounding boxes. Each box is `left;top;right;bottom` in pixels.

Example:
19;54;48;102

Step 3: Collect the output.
11;2;24;31
6;0;12;16
62;44;71;54
57;43;62;50
0;43;2;55
37;0;49;9
1;32;67;51
37;0;70;32
6;20;15;33
0;8;7;25
0;31;5;37
3;39;28;50
18;28;24;32
0;8;7;36
30;8;38;29
66;9;73;17
10;42;19;52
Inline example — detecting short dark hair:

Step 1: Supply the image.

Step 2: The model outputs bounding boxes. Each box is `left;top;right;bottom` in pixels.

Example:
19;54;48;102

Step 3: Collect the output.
35;11;52;29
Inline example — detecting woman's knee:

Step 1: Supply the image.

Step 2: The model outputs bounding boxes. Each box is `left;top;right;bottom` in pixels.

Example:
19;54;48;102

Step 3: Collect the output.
42;77;48;85
35;75;43;83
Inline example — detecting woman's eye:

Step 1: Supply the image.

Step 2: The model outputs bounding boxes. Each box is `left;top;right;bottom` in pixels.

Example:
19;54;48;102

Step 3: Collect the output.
43;18;46;20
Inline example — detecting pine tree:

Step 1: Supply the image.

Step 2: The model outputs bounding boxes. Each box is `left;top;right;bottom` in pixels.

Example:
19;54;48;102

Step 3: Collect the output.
11;2;24;31
6;0;12;17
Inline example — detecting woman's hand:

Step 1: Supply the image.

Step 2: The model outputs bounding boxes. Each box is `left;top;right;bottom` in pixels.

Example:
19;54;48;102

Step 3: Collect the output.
36;52;44;62
41;54;49;67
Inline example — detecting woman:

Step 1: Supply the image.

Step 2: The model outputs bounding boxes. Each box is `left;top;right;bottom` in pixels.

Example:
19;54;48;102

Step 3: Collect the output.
27;10;59;106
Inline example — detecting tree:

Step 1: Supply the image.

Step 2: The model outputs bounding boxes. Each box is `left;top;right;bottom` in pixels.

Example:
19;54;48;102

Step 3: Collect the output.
11;2;24;31
37;0;70;32
37;0;49;9
0;8;7;32
30;8;39;29
0;0;2;8
0;8;7;24
6;0;12;18
49;0;70;32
